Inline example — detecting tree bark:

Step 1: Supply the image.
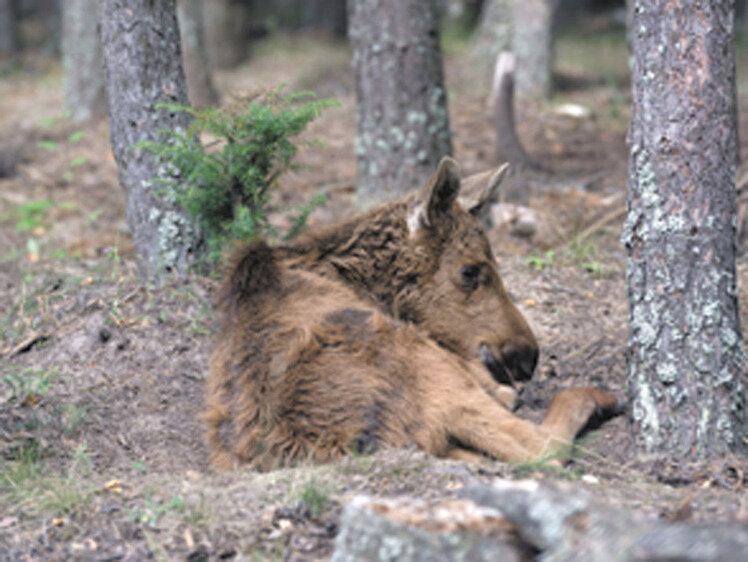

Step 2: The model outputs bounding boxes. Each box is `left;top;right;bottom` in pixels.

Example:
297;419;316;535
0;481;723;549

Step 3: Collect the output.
512;0;558;99
177;0;219;107
62;0;106;122
0;0;19;57
624;0;745;459
203;0;252;69
493;52;537;170
349;0;453;208
467;0;513;91
99;0;202;281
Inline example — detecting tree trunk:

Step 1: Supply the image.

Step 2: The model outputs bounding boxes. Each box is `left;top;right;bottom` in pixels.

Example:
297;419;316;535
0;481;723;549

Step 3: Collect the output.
467;0;513;91
512;0;558;99
62;0;106;122
203;0;252;69
177;0;218;107
349;0;453;208
99;0;202;281
624;0;745;459
493;52;537;170
0;0;19;57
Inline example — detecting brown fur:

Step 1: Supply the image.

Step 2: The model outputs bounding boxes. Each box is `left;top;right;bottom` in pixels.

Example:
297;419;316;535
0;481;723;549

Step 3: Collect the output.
206;158;620;471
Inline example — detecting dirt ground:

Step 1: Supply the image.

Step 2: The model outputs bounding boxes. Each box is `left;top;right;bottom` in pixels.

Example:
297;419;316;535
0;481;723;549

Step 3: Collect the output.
1;34;747;560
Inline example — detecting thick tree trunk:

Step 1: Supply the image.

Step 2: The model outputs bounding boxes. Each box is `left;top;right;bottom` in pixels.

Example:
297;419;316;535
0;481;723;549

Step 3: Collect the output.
62;0;106;122
99;0;202;281
513;0;558;99
177;0;218;107
0;0;19;57
349;0;453;208
467;0;513;90
624;1;745;459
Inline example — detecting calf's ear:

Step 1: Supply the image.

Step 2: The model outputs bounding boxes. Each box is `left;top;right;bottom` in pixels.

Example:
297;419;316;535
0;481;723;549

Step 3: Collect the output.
407;156;461;234
458;163;510;215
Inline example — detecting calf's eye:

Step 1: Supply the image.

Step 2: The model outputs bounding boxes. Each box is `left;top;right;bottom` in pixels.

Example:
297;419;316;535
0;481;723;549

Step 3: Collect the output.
460;264;481;290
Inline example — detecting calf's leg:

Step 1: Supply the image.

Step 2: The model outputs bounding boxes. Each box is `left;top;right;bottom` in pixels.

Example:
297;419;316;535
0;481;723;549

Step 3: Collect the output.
442;384;619;464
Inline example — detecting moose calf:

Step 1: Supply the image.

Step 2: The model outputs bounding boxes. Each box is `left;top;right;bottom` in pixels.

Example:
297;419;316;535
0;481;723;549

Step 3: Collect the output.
206;157;620;470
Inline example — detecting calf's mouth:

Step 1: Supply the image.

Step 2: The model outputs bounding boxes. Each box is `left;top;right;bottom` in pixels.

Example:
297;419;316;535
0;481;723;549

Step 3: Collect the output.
479;343;538;387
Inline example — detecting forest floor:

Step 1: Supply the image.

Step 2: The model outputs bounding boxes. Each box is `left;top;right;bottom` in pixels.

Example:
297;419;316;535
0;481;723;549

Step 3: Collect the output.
1;30;747;560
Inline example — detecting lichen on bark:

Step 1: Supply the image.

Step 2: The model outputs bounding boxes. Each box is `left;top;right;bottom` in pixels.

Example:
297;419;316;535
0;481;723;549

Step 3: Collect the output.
99;0;202;281
625;0;745;459
349;0;453;208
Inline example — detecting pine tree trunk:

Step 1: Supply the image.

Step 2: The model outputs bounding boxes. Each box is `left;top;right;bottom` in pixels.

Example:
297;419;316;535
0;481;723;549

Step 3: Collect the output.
0;0;19;57
624;0;745;459
177;0;218;108
513;0;558;99
62;0;106;122
203;0;251;69
467;0;513;91
349;0;453;208
99;0;202;281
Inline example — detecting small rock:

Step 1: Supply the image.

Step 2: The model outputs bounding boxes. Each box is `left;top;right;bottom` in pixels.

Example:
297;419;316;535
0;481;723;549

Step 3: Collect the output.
580;474;599;485
332;495;525;562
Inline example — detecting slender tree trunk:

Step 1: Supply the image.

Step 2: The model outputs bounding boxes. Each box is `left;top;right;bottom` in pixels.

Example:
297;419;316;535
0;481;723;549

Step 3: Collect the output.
624;0;745;459
99;0;202;281
513;0;558;99
467;0;513;90
203;0;251;69
493;52;537;170
177;0;218;107
62;0;106;122
0;0;19;57
349;0;453;208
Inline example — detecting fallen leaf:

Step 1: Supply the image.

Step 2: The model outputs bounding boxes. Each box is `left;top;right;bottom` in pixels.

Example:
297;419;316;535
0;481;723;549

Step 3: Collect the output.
184;528;195;549
104;479;123;493
524;299;536;307
21;394;39;407
667;500;693;522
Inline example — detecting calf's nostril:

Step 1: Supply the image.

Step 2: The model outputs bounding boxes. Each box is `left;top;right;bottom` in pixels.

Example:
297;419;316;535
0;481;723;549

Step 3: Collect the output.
502;345;538;381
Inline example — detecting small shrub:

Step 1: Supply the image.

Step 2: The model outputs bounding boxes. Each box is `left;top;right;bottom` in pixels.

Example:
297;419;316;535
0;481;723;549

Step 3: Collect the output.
139;88;335;262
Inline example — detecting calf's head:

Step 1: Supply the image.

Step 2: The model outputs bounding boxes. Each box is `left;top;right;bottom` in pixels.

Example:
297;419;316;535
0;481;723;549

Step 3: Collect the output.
398;157;538;384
